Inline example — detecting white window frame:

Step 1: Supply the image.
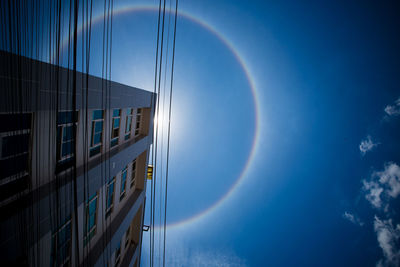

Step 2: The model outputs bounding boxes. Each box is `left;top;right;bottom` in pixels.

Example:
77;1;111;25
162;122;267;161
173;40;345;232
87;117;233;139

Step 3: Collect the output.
111;109;121;147
120;167;127;200
134;108;142;137
85;193;98;243
58;122;76;161
125;108;134;140
105;177;115;217
90;111;104;155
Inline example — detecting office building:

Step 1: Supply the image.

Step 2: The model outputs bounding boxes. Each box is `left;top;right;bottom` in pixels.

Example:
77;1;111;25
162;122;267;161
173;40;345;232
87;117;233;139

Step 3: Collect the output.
0;51;154;266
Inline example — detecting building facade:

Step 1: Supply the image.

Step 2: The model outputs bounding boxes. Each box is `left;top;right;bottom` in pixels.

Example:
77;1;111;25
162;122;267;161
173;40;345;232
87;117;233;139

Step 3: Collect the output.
0;51;154;266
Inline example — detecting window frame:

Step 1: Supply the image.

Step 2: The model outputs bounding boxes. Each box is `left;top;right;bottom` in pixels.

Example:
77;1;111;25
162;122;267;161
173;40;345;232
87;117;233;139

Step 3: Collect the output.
51;218;72;267
0;113;32;182
57;111;78;162
125;226;131;248
111;109;121;147
90;110;104;157
125;108;134;140
84;192;98;245
130;159;136;189
120;167;127;201
134;108;142;137
105;177;115;218
115;240;121;266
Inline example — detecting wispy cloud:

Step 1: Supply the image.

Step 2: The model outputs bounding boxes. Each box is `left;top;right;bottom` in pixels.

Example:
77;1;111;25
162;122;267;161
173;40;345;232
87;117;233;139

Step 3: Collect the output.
376;163;400;199
384;97;400;116
363;180;384;209
374;216;400;267
359;136;379;155
343;211;364;226
362;163;400;210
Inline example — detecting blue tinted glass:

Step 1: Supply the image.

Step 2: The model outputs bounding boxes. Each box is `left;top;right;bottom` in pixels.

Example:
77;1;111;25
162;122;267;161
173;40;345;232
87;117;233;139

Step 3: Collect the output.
88;214;95;229
125;117;132;133
93;133;101;145
58;111;77;124
63;126;74;141
62;141;73;157
89;199;97;214
89;146;100;156
111;138;118;147
107;195;112;208
113;118;120;128
89;193;97;201
92;110;103;120
113;109;120;117
94;121;103;132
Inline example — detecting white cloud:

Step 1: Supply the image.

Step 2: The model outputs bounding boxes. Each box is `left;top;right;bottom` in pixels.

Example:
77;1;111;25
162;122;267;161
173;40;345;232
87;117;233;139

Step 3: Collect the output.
384;97;400;116
343;211;364;226
374;216;400;267
359;136;379;155
362;163;400;210
363;180;384;209
376;163;400;199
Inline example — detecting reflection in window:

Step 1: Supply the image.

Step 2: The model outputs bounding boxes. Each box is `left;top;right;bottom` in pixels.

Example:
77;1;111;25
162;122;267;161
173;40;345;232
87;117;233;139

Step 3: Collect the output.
134;108;142;137
105;177;115;218
90;110;103;157
84;192;98;245
120;167;127;201
125;108;134;140
130;159;136;189
111;109;121;147
0;113;31;180
51;218;72;266
57;111;78;162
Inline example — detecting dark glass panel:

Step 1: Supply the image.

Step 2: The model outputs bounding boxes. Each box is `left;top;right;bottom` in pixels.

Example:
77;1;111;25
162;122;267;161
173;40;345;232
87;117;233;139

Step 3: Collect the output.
94;121;103;133
92;110;103;120
2;133;30;157
62;125;74;142
0;153;28;179
0;113;31;133
57;111;78;124
89;146;100;157
113;109;121;117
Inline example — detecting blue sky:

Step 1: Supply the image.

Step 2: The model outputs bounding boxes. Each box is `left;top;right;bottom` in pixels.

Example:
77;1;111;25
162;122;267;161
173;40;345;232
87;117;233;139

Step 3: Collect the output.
4;0;399;265
106;0;400;266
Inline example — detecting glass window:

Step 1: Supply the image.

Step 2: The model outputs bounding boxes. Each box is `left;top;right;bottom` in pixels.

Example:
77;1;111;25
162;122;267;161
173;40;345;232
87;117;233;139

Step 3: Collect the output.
105;177;115;218
56;111;78;162
130;159;136;189
85;193;98;245
125;226;130;248
120;167;127;200
111;109;121;147
134;108;142;137
51;218;72;266
115;241;121;265
90;110;104;157
0;113;32;180
125;108;134;140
